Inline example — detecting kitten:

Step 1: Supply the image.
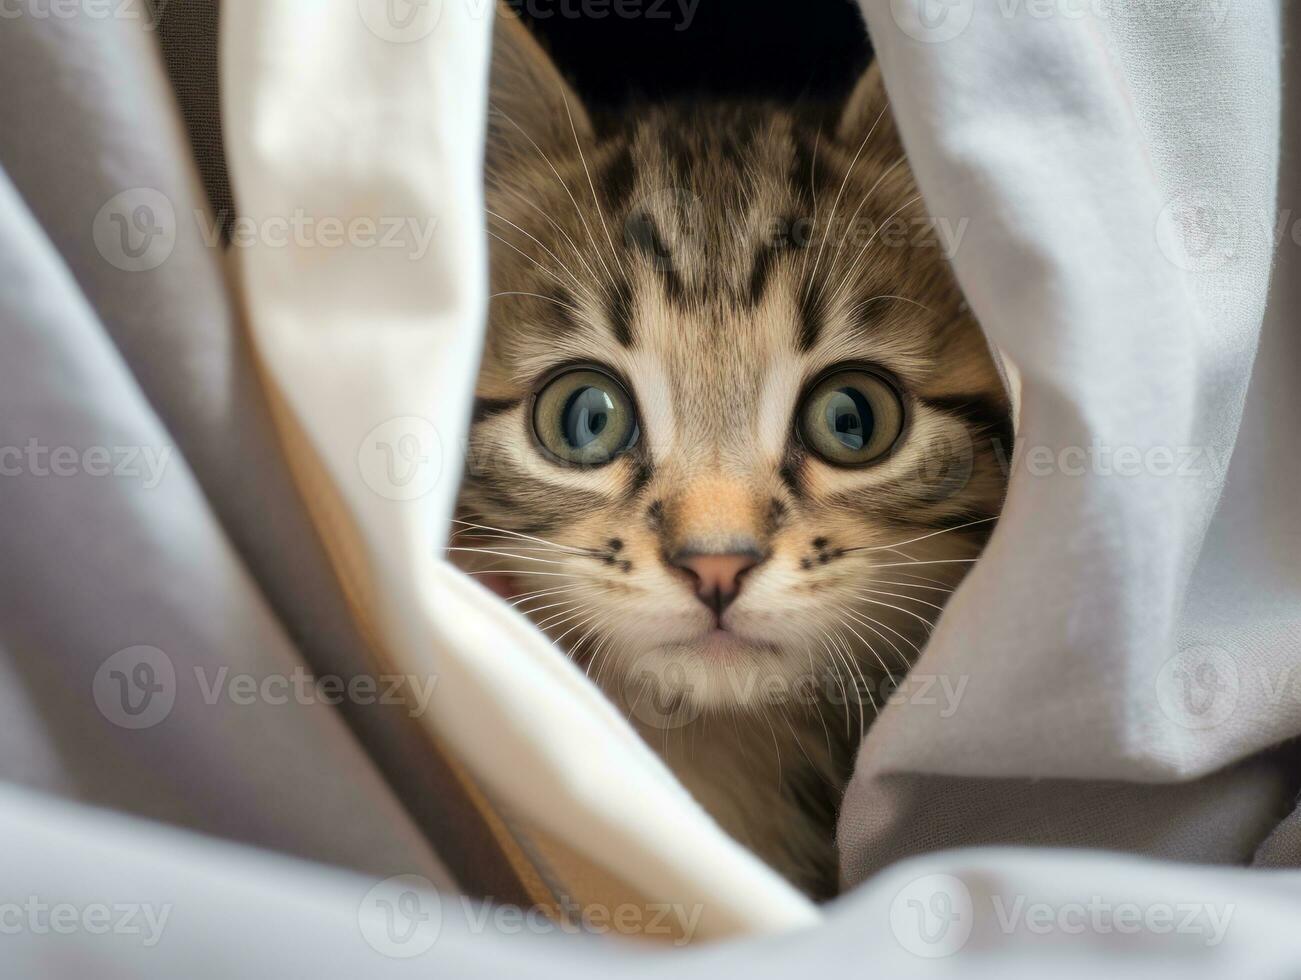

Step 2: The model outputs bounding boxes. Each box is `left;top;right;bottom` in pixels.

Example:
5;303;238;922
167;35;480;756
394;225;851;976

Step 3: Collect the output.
453;8;1011;900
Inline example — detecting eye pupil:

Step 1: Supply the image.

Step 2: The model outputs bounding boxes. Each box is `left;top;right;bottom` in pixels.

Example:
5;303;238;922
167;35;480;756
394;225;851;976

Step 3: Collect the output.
563;386;617;448
825;388;874;451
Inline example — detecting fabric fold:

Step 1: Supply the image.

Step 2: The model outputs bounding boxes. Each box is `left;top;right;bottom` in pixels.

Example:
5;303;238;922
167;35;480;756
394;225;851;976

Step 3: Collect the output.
841;0;1297;884
221;0;817;937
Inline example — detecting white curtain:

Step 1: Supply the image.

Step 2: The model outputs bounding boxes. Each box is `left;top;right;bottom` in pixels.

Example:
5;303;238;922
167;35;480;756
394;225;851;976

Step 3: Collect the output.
840;0;1301;882
6;0;1301;973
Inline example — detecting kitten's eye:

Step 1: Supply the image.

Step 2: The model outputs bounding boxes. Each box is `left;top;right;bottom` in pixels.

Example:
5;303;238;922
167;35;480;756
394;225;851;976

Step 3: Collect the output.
798;369;905;466
532;368;639;466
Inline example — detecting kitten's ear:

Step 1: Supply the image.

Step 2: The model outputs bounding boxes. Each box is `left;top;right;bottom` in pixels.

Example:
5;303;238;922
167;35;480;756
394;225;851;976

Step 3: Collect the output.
835;61;900;150
487;4;593;176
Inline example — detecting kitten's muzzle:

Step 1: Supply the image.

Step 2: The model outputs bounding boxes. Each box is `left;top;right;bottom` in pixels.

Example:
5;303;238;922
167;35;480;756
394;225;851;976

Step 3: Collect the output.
669;549;763;619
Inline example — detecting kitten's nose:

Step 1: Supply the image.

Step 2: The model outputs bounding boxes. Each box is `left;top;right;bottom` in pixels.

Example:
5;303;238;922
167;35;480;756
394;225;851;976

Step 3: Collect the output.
671;551;762;615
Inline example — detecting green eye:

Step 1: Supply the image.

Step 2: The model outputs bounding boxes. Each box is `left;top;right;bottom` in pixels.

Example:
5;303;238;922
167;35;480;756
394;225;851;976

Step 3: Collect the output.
798;368;905;465
532;368;639;466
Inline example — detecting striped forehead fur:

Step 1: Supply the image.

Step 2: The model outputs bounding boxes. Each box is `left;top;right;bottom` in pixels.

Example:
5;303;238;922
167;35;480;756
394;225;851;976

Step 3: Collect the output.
485;93;947;377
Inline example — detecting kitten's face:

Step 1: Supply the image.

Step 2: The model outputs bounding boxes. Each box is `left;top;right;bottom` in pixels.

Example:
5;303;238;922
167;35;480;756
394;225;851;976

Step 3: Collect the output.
456;15;1010;722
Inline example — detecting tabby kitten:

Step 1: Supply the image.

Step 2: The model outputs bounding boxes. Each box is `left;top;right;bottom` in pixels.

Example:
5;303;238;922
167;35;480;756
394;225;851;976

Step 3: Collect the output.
453;8;1011;899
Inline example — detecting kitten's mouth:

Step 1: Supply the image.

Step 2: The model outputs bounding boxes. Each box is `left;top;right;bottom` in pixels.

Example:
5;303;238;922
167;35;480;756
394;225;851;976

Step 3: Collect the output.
685;628;777;661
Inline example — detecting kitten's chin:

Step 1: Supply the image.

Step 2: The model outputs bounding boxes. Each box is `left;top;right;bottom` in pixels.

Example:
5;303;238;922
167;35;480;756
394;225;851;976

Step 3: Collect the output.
697;628;767;662
616;631;801;722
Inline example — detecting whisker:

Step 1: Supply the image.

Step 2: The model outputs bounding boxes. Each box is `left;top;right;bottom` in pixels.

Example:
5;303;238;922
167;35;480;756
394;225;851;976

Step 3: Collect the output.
819;624;869;741
809;631;852;742
847;293;939;319
833;610;896;687
486;230;574;291
560;86;629;284
803;103;890;304
462;569;589;580
510;192;607;296
843;607;924;664
588;629;621;687
847;517;998;555
489;291;582;314
832;192;924;299
866;559;980;570
821;154;908;307
853;595;937;631
488;104;617;299
775;699;822;777
831;623;878;740
507;584;597;605
571;618;605;673
453;542;585;556
532;600;596;631
515;595;593;618
451;519;598;555
552;608;606;648
862;578;955;595
854;587;947;613
446;547;573;567
833;601;910;673
797;126;823;287
485;209;583;289
871;569;958;588
452;538;597;561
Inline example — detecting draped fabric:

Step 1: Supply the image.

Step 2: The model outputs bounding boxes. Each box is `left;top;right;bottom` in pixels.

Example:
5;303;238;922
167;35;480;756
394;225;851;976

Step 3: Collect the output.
2;0;1301;974
840;0;1301;882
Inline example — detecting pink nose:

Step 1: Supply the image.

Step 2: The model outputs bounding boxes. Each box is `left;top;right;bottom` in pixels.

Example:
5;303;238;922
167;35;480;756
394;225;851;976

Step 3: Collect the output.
672;552;762;615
